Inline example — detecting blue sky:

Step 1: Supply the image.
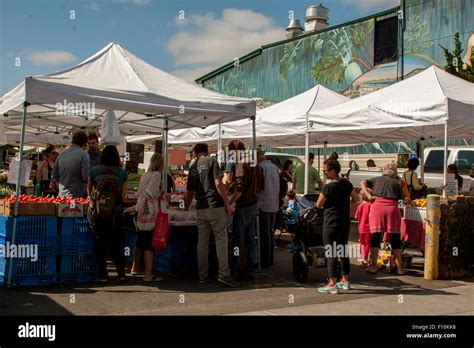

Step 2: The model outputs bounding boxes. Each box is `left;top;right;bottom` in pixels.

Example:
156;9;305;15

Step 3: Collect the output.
0;0;400;95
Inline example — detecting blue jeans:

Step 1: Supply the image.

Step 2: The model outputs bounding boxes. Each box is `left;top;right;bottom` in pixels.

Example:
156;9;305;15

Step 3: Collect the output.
259;211;276;268
231;202;258;276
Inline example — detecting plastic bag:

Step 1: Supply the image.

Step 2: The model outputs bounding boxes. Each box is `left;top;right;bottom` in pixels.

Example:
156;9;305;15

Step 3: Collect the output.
100;110;123;145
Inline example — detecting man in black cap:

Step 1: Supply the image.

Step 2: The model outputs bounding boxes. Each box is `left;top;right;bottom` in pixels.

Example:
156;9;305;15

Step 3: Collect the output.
185;143;239;287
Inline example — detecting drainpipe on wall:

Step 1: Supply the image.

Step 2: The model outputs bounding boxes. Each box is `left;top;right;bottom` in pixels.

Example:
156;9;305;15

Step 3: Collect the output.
400;0;406;80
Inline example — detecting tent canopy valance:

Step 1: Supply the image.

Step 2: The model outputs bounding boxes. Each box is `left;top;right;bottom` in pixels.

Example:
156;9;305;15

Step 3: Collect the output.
168;85;348;146
0;42;256;134
307;66;474;143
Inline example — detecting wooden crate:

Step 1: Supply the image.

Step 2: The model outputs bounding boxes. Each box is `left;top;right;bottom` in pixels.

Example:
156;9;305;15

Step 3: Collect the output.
2;201;57;216
56;203;84;217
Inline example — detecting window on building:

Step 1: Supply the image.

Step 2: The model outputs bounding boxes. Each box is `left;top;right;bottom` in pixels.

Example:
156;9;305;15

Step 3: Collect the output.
374;16;398;65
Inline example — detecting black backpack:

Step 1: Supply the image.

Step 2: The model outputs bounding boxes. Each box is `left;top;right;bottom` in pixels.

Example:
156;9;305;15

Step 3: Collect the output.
89;166;122;222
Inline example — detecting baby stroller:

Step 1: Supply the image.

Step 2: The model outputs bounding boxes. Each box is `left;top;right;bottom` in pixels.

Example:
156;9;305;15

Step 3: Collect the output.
290;207;326;283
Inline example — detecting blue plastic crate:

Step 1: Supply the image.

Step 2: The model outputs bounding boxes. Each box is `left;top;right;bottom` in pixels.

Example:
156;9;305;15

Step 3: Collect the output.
0;256;57;287
153;255;197;277
58;273;97;284
60;254;98;274
156;239;197;258
124;231;137;263
152;239;197;277
0;235;58;257
0;274;57;287
60;217;91;237
0;216;57;239
58;235;95;255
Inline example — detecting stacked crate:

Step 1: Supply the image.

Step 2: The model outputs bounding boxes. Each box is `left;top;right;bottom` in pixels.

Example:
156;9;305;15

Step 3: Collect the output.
152;226;198;278
57;217;97;284
0;216;58;286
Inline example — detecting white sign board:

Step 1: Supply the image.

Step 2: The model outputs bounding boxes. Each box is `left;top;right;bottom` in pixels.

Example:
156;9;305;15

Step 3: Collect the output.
461;177;471;192
444;173;458;196
7;159;32;186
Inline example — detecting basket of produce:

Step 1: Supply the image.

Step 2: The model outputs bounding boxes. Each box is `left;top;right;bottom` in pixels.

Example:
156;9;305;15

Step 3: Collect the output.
404;199;427;222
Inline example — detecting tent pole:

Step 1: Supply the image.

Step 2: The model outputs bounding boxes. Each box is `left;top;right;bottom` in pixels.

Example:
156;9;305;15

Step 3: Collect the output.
304;132;310;195
9;101;29;287
251;116;261;273
217;123;222;154
323;141;328;161
419;137;425;184
443;121;448;194
163;118;168;196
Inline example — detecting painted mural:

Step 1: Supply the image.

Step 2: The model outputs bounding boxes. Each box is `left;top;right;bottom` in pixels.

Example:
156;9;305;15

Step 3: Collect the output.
202;0;474;153
204;0;473;101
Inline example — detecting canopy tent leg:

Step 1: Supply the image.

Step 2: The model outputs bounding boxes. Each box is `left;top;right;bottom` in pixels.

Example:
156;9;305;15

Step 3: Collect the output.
8;101;29;287
323;141;328;161
217;123;222;156
251;116;261;273
304;131;310;195
419;137;425;184
443;122;448;195
163;118;168;196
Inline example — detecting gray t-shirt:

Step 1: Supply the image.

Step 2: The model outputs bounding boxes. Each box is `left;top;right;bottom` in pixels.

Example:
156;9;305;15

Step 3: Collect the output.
187;157;224;209
366;176;402;201
52;144;90;198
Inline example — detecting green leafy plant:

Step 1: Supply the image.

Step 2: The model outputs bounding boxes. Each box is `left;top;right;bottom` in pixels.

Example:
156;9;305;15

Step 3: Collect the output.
439;32;474;82
404;14;433;54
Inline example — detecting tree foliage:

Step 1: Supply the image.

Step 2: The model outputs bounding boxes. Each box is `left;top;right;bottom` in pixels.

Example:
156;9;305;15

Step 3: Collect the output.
439;32;474;82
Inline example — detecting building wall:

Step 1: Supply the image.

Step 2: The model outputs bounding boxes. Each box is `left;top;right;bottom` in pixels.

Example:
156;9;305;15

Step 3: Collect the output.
201;0;474;153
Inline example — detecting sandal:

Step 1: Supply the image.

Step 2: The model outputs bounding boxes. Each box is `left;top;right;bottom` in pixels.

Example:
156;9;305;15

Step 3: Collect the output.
143;275;164;282
130;271;144;276
397;270;407;276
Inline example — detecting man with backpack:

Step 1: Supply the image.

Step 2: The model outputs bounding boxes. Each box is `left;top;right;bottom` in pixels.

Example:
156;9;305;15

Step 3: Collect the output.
88;145;128;284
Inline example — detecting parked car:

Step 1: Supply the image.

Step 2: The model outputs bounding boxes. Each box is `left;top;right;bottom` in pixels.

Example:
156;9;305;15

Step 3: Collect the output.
264;152;304;170
347;146;474;191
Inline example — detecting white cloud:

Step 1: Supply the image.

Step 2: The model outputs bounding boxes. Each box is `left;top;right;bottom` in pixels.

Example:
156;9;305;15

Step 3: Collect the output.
26;51;77;66
343;0;400;12
84;3;100;11
112;0;151;5
169;66;217;83
165;8;285;68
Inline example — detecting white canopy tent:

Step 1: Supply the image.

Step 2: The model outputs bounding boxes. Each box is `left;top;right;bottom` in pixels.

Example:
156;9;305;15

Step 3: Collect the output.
169;85;349;147
307;66;474;185
169;85;348;194
4;133;72;147
0;42;255;133
0;42;257;284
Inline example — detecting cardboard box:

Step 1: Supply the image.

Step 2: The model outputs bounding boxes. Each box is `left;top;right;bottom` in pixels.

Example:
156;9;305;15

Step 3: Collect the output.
56;202;84;217
2;201;57;216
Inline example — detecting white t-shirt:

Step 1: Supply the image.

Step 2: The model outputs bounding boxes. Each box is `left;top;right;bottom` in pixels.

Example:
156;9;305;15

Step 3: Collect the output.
136;171;164;213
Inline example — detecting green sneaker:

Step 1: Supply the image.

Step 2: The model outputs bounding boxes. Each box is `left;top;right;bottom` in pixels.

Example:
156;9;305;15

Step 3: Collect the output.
317;283;339;294
336;281;351;290
218;276;240;288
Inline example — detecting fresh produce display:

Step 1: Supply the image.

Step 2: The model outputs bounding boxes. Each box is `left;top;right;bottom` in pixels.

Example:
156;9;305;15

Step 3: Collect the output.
0;184;15;196
174;174;187;187
2;195;90;205
0;170;8;183
411;198;427;208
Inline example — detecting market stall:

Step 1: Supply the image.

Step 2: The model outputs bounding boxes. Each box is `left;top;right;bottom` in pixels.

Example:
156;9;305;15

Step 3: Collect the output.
306;66;474;272
0;42;256;286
